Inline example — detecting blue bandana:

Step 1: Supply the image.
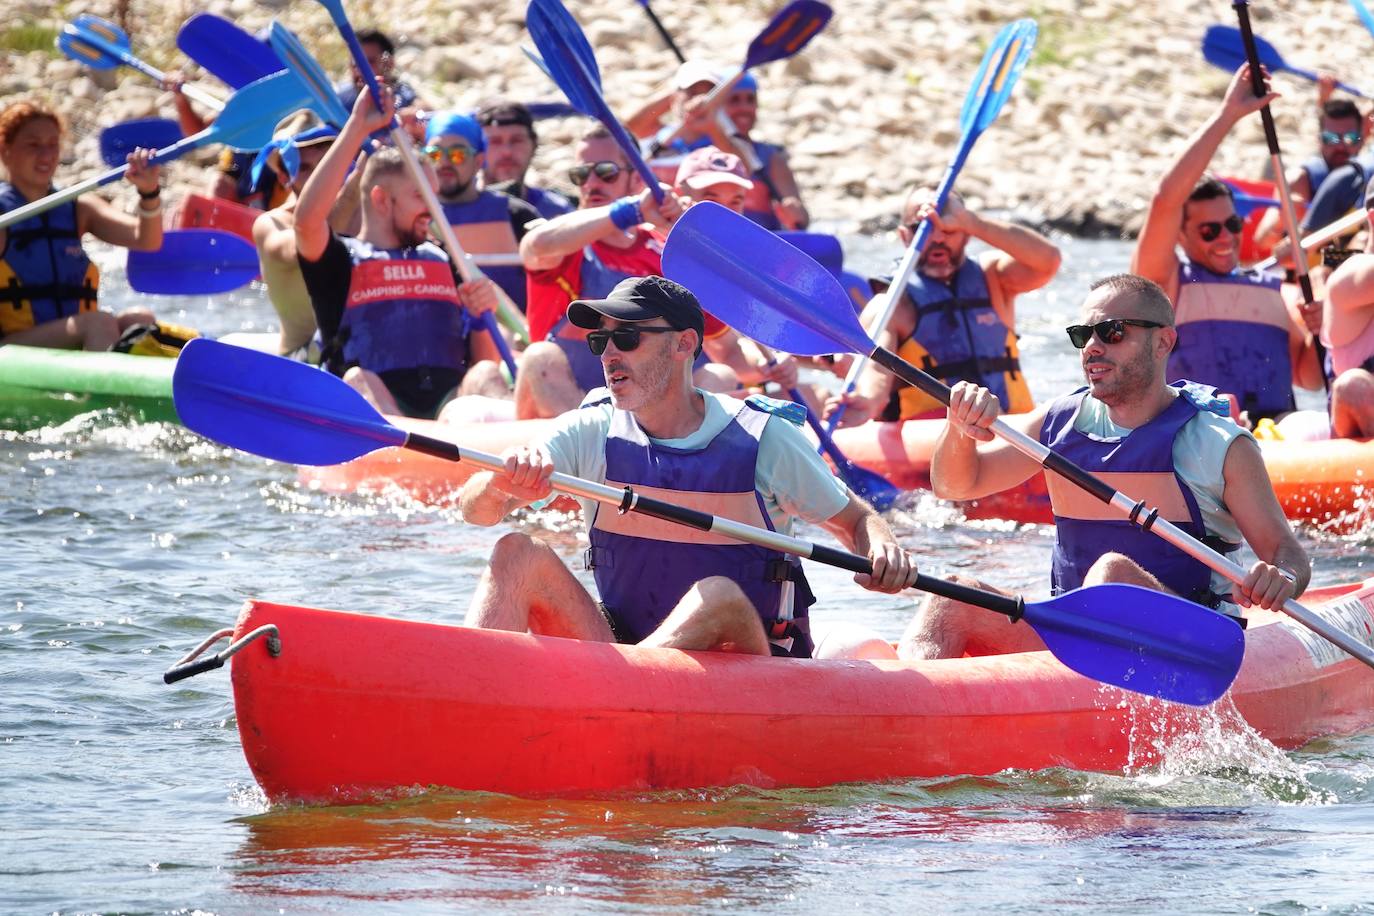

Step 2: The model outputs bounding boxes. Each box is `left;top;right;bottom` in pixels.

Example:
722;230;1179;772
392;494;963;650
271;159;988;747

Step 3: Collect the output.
424;110;486;152
250;126;339;188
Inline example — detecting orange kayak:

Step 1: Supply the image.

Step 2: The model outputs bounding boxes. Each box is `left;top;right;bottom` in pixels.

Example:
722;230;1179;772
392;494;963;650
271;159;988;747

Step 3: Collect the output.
218;580;1374;803
174;193;259;243
300;415;1372;531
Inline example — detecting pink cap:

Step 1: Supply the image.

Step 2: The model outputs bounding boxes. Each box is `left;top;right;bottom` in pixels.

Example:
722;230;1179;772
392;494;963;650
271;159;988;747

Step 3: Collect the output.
674;146;754;191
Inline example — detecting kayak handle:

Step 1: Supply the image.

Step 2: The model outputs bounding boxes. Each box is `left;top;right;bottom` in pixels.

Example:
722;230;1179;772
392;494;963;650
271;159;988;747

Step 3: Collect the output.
163;624;280;684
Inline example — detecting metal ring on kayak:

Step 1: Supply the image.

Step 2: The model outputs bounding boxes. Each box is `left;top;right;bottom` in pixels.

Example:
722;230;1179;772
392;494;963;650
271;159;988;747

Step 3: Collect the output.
162;624;281;685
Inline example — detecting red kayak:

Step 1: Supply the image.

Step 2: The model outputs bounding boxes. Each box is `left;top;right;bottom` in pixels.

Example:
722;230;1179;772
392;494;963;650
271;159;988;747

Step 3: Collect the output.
202;580;1374;803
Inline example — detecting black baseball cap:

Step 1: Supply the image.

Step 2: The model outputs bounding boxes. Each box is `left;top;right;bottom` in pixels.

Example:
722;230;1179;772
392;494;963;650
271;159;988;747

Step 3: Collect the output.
568;276;705;351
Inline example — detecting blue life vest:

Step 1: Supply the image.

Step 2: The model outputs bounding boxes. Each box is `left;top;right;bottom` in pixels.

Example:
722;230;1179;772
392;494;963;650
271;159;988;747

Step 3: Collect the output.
742;141;782;230
439;189;526;311
1300;154;1331;197
584;393;816;657
883;258;1031;420
523;185;574;220
1039;384;1239;604
0;181;98;336
333;237;471;376
1170;261;1295;420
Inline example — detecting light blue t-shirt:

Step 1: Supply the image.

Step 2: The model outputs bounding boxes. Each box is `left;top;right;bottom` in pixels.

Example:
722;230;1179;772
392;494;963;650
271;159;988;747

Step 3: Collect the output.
537;389;851;535
1071;386;1254;594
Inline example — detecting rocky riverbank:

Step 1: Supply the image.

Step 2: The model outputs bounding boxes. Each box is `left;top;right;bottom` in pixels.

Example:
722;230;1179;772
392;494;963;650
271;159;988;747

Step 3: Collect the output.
3;0;1369;236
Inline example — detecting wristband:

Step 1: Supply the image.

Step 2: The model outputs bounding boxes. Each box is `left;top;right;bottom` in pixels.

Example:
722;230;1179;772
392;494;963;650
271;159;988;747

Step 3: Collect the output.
608;196;643;231
137;186;161;200
138;200;163;218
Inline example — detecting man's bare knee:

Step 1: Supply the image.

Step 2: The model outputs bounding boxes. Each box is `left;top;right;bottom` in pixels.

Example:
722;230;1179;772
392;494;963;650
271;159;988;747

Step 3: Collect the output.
1083;552;1154;588
692;575;750;612
490;531;547;572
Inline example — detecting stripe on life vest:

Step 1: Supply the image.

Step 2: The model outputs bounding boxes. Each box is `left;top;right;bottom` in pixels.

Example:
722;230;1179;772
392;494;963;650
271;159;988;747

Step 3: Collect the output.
1045;470;1194;523
594;480;769;545
1175;280;1292;331
346;260;460;309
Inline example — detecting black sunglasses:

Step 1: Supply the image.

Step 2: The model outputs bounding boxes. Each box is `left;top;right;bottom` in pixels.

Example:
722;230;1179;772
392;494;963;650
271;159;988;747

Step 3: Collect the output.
568;161;625;186
586;325;678;355
1195;214;1245;242
1066;318;1165;349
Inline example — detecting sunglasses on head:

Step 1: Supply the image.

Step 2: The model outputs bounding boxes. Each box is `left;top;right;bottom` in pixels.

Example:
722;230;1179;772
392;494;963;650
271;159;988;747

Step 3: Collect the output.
1321;129;1362;145
586;324;678;355
1195;214;1245;242
568;161;625;186
423;144;472;166
1065;318;1165;349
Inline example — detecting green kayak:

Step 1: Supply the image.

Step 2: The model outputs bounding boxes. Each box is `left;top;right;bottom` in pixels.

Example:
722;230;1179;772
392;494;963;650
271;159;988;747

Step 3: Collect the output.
0;345;177;428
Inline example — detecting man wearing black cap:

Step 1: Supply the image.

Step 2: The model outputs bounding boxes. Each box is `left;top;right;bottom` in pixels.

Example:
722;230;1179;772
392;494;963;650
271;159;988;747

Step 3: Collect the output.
459;275;919;658
475;100;575;220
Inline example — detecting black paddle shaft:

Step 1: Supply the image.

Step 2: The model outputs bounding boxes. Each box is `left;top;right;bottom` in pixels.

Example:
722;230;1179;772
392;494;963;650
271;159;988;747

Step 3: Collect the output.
638;2;686;63
405;430;1026;620
1233;0;1326;349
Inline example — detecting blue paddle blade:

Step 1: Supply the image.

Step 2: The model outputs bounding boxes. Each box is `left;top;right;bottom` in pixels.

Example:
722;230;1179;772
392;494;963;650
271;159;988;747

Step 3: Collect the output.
777;230;843;275
177;13;283;88
527;100;581;120
174;339;405;466
100;118;182;167
526;0;662;197
58;14;129;69
127;230;259;295
208;69;315;151
961;19;1037;136
1353;0;1374;38
663;202;864;356
742;0;832;69
1202;24;1284;74
1025;584;1246;706
267;21;351;129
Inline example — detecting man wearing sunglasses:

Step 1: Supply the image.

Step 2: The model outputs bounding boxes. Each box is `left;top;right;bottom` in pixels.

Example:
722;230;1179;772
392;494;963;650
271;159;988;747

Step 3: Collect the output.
899;274;1310;661
424;111;542;313
1134;65;1324;425
822;186;1061;427
518;124;717;419
460;275;919;658
294;86;508;420
475;100;575;220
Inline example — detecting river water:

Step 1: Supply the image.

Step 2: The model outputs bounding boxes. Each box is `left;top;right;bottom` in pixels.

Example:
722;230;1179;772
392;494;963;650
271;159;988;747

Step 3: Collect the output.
2;234;1371;914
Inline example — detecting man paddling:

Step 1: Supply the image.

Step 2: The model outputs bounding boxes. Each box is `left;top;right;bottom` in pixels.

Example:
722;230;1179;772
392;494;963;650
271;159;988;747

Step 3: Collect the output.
1132;64;1323;424
460;275;918;657
900;274;1310;660
475;100;575;219
823;187;1061;425
251;124;339;358
1319;182;1374;438
517;125;733;418
425;110;542;312
295;87;508;419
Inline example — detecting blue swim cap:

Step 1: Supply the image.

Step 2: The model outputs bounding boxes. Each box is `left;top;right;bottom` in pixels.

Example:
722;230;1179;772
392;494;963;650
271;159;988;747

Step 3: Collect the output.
424;110;486;152
737;72;758;92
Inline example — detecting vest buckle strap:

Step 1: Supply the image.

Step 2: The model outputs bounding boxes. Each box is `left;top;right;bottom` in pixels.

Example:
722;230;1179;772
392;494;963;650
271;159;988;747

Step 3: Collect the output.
583;546;611;570
767;617;810;640
764;558;799;583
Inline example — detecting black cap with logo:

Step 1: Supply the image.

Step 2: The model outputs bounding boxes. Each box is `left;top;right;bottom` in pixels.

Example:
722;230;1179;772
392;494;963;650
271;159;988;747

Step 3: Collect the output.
567;276;705;352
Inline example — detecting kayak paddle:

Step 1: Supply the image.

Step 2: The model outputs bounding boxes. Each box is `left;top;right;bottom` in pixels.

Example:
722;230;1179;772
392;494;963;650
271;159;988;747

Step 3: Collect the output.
1219;178;1278;219
58;14;226;110
126;229;260;295
527;0;667;202
0;68;315;231
99;118;183;168
777;230;844;276
171;337;1246;707
656;0;832;151
826;18;1037;433
661;200;1374;673
635;0;687;63
176;13;284;89
1352;0;1374;40
293;6;525;368
1231;1;1329;391
1253;206;1367;272
1201;24;1369;98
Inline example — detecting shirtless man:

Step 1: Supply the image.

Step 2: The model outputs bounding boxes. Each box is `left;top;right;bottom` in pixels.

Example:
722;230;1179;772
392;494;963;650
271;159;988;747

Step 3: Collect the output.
1320;181;1374;437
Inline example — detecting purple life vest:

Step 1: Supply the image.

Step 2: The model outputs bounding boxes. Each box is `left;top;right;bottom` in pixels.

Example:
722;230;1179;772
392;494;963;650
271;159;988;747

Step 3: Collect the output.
585;393;816;657
1039;383;1239;604
335;237;471;376
439;189;526;310
1170;261;1295;420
